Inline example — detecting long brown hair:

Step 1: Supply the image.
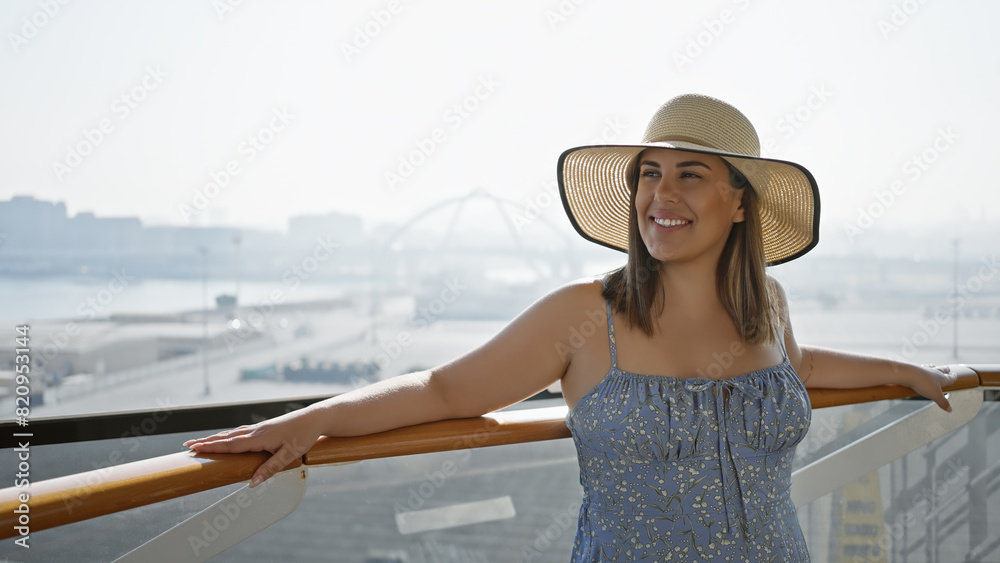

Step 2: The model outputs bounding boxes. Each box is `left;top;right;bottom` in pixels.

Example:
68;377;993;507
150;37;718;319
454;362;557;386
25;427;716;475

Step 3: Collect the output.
602;152;777;345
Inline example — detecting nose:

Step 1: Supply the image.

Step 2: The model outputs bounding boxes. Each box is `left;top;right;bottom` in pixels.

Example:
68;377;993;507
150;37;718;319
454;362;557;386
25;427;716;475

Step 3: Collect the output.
652;175;680;203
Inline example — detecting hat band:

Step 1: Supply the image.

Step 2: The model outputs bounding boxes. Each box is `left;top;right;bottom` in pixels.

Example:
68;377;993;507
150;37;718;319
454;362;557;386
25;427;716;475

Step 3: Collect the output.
644;134;759;158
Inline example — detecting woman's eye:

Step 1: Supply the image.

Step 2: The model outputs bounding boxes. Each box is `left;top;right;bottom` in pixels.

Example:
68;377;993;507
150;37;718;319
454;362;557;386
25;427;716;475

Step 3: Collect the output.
680;171;701;179
640;169;660;178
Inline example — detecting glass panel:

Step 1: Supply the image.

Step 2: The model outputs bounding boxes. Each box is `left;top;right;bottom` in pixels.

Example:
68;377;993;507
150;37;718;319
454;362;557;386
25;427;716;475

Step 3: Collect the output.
1;398;996;561
794;399;1000;563
0;429;243;561
213;431;583;563
0;480;244;561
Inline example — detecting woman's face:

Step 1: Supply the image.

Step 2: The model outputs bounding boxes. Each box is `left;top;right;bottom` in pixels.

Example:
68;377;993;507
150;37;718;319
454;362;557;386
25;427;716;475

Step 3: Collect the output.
634;148;745;266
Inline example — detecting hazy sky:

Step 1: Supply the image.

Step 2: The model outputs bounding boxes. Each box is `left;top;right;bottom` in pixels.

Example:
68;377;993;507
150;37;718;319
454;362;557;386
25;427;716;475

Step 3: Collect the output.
2;1;997;255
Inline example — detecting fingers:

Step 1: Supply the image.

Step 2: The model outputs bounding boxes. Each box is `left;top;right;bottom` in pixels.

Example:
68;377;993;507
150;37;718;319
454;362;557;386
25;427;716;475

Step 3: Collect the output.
181;414;320;487
933;392;952;413
250;443;304;487
915;365;955;412
184;426;312;487
183;426;259;452
183;436;217;447
185;437;246;454
926;376;952;413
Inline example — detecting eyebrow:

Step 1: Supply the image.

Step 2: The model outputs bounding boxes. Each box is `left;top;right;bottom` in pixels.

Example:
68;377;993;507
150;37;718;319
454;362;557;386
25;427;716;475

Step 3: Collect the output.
639;159;713;170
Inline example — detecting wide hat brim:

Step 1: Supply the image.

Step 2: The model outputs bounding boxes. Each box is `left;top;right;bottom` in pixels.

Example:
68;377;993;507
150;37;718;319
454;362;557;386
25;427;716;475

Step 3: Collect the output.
558;140;820;266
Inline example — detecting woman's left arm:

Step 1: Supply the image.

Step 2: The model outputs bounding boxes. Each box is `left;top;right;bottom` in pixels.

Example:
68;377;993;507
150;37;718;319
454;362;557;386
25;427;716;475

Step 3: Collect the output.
769;277;957;411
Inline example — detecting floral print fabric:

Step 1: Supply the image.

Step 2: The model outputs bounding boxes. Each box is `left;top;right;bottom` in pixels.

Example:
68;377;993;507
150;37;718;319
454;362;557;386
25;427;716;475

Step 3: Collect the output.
565;298;812;562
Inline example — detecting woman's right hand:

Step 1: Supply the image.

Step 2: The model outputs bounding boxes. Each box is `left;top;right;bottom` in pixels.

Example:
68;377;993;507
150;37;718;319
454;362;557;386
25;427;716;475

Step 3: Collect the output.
183;406;326;487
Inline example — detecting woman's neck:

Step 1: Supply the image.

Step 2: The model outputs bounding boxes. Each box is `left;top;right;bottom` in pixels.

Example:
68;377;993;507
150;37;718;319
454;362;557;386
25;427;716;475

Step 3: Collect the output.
655;259;726;318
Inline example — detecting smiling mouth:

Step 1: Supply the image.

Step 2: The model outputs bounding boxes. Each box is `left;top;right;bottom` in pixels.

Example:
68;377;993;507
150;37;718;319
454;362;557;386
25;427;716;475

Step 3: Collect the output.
652;217;690;228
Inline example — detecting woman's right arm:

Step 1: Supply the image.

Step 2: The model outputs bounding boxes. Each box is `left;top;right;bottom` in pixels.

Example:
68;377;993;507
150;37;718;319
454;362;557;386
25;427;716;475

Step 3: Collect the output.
183;278;600;485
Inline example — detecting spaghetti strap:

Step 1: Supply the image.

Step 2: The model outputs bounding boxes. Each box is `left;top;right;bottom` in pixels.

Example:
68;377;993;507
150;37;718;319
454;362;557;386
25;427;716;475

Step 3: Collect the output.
599;275;618;369
605;299;618;369
775;323;788;361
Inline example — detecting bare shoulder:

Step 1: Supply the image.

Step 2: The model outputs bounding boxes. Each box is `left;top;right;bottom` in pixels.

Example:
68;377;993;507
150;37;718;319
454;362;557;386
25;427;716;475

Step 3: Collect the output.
508;275;608;342
531;275;607;317
766;274;791;325
765;274;788;300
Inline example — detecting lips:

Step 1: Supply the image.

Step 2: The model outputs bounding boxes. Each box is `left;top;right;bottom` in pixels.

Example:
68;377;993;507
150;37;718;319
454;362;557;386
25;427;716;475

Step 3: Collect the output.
649;212;691;231
653;217;690;228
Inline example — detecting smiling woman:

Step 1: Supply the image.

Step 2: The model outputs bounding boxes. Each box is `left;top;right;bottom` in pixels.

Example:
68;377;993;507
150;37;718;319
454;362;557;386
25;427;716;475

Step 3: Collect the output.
185;93;957;563
634;149;774;343
561;94;816;348
636;151;745;265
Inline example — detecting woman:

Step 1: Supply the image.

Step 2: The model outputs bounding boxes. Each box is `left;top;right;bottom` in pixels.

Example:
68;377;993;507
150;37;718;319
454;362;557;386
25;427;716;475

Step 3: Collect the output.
185;94;955;561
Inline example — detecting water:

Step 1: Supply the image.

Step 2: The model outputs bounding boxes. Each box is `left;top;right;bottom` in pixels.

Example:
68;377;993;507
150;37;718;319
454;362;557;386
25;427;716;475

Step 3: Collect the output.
0;276;355;324
2;271;998;357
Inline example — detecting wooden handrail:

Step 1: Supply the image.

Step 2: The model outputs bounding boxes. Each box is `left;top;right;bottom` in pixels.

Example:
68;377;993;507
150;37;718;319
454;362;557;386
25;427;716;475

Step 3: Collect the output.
974;364;1000;387
305;405;572;466
1;364;996;540
807;364;982;408
0;450;301;540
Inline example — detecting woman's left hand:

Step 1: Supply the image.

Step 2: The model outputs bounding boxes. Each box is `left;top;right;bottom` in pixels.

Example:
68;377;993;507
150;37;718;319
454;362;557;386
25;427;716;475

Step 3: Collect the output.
905;364;958;412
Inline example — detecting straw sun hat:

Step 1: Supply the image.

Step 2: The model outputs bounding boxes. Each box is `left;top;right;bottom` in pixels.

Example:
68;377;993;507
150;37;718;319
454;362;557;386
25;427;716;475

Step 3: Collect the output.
557;94;820;266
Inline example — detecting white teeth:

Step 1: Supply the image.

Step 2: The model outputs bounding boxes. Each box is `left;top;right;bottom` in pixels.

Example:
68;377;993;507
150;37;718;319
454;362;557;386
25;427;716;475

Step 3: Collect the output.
653;217;690;227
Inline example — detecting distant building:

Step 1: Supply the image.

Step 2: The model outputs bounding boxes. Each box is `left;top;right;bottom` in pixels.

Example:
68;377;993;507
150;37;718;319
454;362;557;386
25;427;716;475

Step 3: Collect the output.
0;195;71;251
67;211;143;253
0;196;288;277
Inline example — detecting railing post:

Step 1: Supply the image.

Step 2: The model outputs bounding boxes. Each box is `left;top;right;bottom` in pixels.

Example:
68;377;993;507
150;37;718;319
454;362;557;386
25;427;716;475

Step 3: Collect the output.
925;441;938;563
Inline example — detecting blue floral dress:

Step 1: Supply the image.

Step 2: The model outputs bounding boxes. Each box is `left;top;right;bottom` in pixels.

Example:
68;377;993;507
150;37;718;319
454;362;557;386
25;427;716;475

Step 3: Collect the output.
566;296;812;562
